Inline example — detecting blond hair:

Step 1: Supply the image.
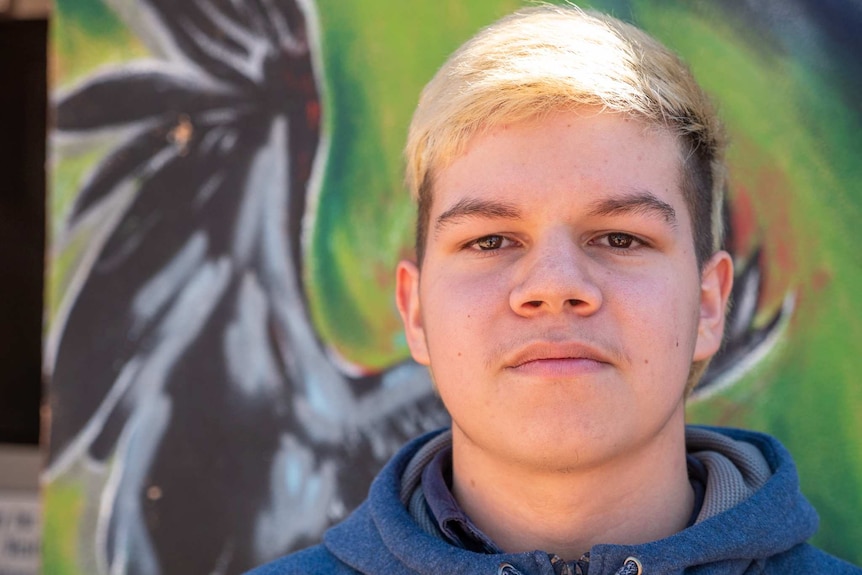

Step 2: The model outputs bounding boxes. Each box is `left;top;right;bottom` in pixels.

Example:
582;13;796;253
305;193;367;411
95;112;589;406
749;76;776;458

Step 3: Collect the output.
405;4;726;269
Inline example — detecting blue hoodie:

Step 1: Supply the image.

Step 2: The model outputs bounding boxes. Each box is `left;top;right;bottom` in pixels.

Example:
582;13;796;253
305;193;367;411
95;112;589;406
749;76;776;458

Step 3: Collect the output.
248;426;861;575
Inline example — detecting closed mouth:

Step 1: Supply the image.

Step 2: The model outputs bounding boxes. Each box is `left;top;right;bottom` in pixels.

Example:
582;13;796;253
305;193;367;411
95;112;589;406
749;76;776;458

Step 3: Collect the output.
506;341;613;369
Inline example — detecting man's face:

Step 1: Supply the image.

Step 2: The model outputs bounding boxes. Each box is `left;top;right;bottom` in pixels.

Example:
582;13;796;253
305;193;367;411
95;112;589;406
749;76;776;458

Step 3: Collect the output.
397;109;731;472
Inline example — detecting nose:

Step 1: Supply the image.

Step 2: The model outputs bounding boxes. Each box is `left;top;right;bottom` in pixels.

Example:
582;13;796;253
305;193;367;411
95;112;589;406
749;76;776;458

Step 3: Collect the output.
509;236;602;316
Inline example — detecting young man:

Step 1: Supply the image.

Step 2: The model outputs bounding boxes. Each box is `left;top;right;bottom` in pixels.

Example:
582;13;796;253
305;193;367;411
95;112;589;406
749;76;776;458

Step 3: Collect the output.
249;6;861;574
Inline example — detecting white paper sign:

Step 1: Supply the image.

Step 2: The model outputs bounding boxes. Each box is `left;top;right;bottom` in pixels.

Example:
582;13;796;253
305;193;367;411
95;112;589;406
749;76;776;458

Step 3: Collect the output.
0;493;40;575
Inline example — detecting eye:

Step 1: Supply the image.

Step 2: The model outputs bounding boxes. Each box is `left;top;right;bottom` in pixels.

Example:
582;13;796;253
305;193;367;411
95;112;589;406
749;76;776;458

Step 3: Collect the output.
470;235;508;250
607;232;635;248
594;232;644;250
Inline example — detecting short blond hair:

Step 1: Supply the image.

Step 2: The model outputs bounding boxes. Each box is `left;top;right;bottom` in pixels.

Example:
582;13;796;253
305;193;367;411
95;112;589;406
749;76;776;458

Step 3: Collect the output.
405;4;727;268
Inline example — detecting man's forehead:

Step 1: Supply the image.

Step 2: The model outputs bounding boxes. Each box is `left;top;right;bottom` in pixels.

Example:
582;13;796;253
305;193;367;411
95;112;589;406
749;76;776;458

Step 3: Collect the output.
424;109;690;236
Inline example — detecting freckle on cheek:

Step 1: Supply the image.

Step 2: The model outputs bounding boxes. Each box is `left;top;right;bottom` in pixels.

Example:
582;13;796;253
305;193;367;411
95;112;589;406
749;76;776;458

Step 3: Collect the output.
644;359;649;364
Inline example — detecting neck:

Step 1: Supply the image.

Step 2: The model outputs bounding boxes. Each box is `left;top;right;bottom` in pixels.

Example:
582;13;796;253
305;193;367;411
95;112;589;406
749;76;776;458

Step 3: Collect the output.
450;413;693;560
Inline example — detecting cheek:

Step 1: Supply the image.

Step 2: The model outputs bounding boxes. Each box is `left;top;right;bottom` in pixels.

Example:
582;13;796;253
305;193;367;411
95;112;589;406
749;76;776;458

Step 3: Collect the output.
428;266;509;316
612;273;701;358
421;270;516;401
422;273;503;353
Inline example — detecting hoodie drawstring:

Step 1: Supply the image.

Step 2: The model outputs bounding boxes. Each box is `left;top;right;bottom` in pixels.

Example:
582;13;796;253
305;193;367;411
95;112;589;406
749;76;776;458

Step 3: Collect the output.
614;557;642;575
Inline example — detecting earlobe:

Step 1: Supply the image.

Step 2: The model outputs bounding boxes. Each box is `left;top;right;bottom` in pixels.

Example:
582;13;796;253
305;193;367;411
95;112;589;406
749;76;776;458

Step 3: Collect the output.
693;250;734;362
395;260;431;366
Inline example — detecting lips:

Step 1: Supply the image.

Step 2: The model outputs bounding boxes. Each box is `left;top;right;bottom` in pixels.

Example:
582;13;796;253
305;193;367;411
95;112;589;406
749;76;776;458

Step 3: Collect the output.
505;341;615;371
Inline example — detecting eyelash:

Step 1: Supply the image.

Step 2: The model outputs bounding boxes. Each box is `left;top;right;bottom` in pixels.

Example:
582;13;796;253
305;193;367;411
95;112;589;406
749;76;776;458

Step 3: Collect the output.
468;235;515;251
466;232;646;253
592;232;646;252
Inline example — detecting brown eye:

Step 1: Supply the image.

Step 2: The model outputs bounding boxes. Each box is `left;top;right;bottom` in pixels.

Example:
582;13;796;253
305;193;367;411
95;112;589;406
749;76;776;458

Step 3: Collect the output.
474;235;504;250
607;233;634;248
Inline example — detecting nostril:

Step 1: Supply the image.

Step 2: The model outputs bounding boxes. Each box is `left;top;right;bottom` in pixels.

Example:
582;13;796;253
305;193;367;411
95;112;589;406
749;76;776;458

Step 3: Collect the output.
527;301;542;308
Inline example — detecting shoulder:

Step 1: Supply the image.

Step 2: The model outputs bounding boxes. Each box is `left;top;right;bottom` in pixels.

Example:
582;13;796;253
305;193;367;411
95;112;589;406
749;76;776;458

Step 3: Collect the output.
243;544;357;575
763;543;862;574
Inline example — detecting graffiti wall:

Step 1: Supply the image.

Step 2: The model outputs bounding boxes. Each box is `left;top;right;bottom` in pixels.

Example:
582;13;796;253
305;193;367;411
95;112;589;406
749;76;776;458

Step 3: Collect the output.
45;0;862;573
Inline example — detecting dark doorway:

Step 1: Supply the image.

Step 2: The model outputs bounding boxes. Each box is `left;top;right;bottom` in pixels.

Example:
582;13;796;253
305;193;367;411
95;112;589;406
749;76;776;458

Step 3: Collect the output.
0;17;47;445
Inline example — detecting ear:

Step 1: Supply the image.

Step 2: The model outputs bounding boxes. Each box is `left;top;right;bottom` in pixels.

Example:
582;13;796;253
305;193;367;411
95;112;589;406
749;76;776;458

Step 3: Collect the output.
693;250;734;362
396;260;430;366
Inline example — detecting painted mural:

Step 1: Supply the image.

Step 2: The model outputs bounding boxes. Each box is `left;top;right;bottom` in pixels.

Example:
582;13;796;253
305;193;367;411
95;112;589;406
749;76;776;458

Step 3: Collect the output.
45;0;862;573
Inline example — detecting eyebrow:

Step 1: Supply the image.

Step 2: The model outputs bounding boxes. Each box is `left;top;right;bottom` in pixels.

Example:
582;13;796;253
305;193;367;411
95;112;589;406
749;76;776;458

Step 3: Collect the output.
433;190;678;233
586;191;678;227
434;197;523;233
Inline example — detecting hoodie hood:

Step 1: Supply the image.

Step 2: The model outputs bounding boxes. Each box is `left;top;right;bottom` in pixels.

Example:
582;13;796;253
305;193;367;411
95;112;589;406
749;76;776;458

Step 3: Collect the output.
322;426;820;575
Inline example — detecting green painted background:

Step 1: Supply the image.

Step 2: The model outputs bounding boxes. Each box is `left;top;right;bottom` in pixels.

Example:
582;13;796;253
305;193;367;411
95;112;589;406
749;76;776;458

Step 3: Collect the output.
48;0;862;570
